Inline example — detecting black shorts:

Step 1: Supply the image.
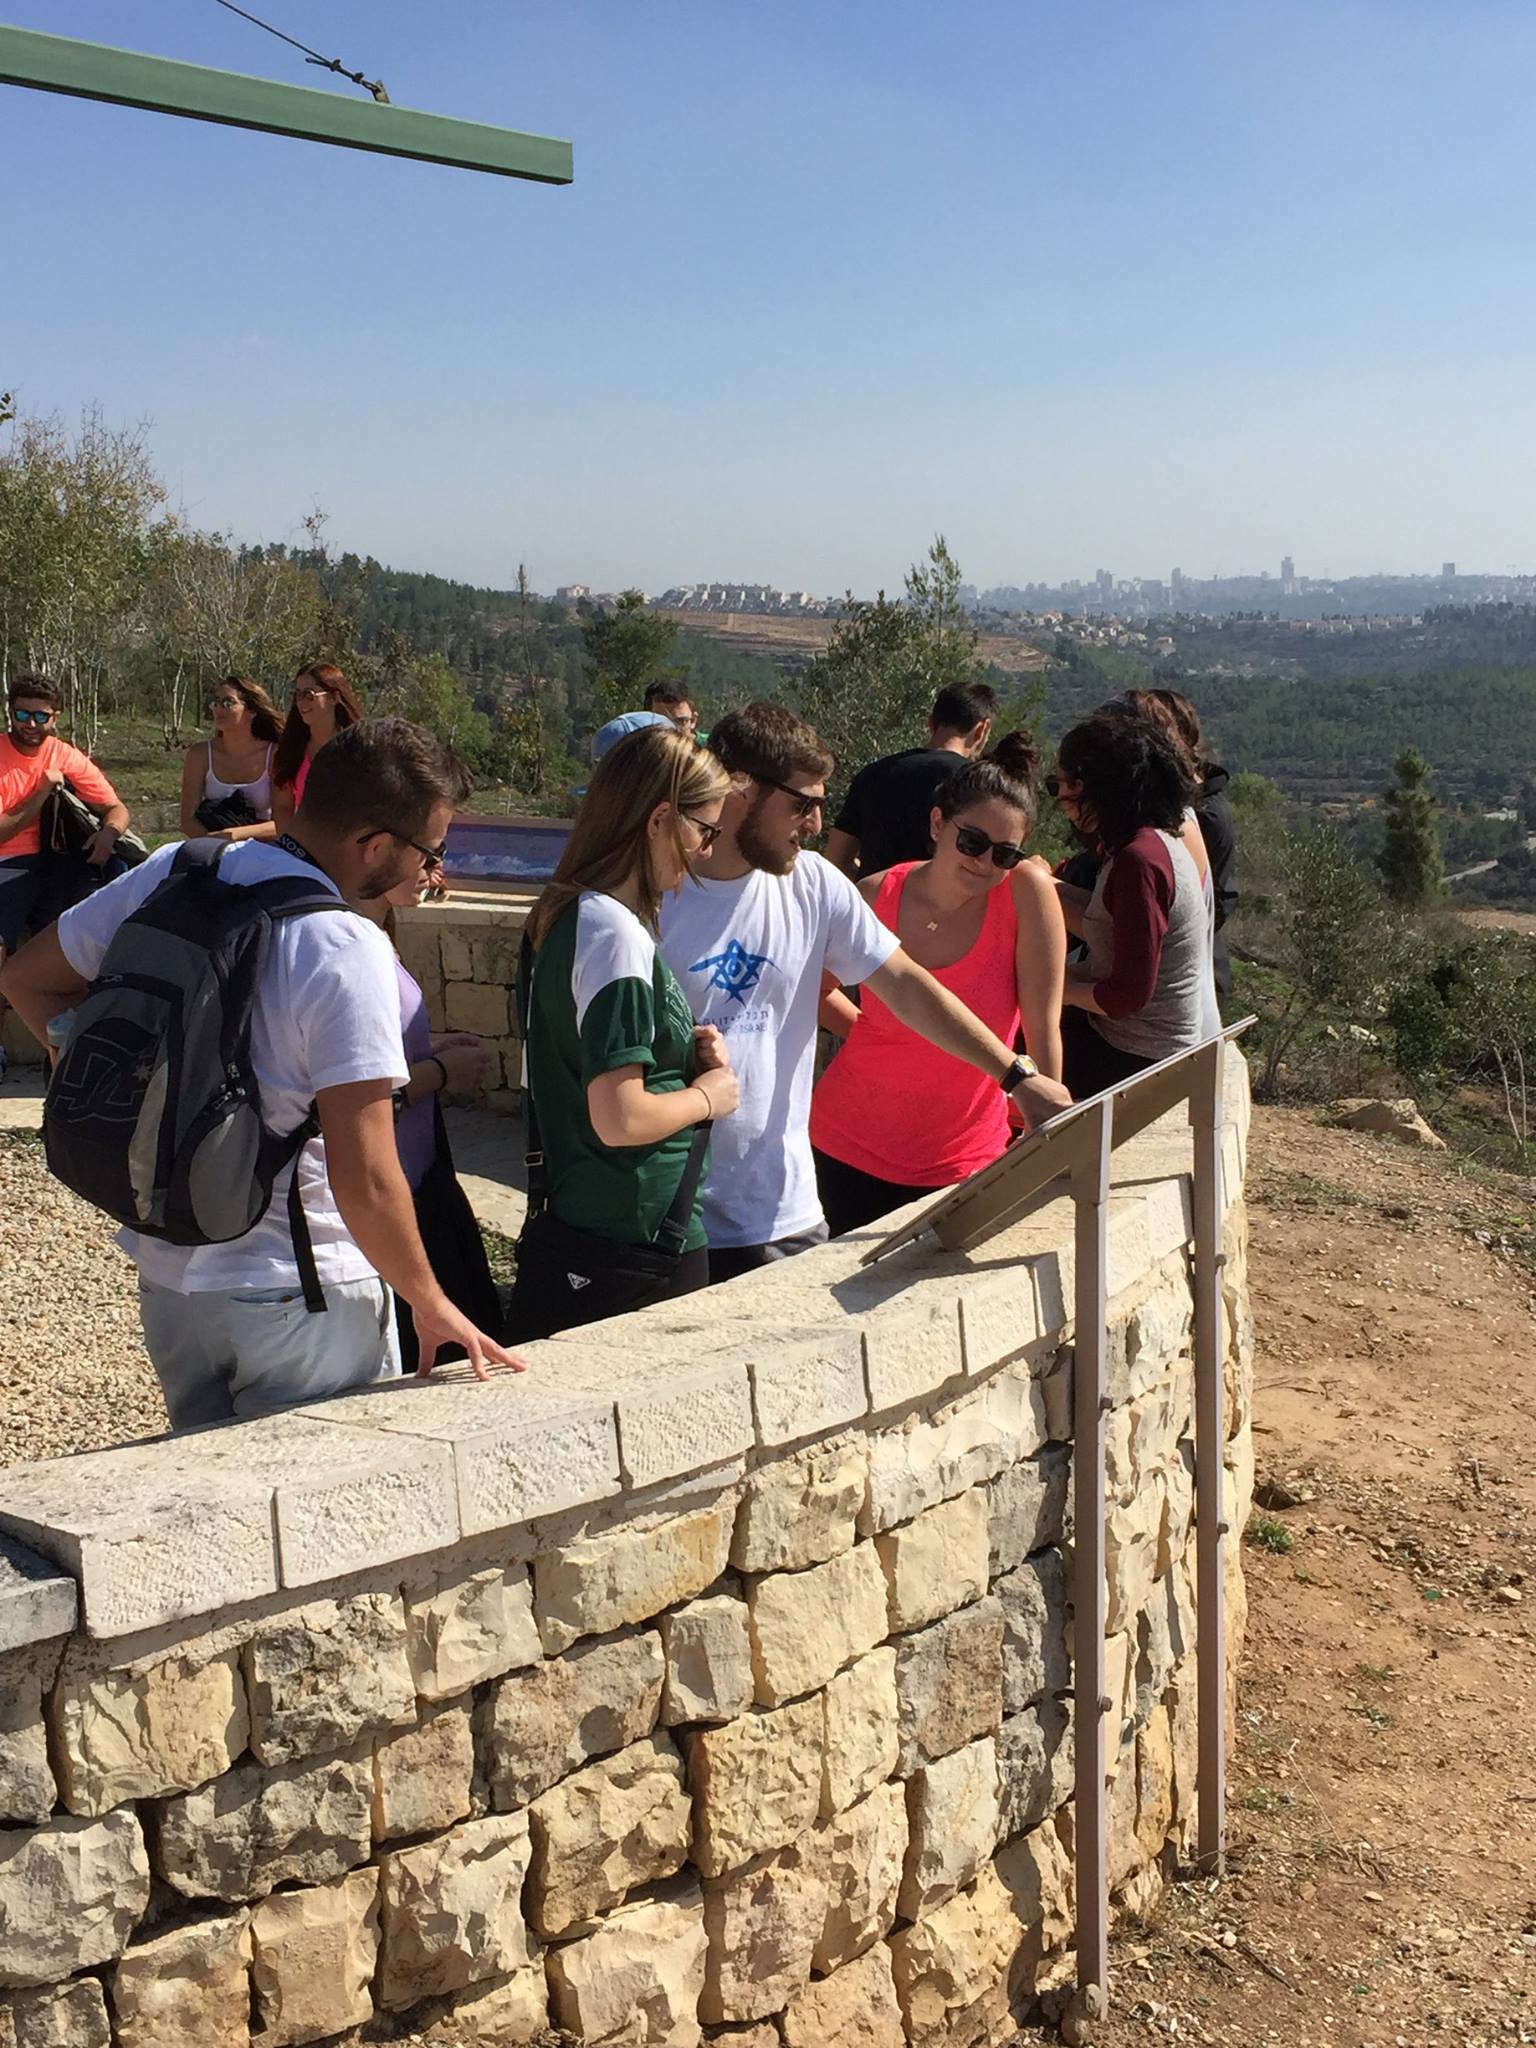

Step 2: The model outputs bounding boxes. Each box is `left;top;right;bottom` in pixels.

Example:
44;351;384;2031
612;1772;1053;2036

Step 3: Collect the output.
0;858;46;954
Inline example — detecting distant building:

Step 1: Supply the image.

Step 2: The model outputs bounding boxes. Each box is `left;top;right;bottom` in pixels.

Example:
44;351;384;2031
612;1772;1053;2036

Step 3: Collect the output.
556;584;590;601
1442;562;1456;579
1280;555;1296;595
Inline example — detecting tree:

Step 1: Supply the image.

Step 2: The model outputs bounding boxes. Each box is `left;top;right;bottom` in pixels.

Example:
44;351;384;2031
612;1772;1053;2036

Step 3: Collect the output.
1252;823;1407;1098
795;535;990;803
1377;749;1443;907
151;529;321;742
581;590;680;725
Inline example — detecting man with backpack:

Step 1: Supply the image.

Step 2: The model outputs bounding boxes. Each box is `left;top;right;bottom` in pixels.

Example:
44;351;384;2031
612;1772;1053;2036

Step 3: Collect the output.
0;717;520;1428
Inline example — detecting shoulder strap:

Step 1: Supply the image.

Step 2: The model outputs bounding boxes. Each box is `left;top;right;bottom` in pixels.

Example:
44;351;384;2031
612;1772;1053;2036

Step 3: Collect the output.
650;1120;712;1257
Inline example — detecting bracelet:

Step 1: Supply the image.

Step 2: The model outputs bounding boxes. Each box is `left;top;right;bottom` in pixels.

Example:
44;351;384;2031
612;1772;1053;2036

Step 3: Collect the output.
430;1055;449;1093
692;1083;714;1125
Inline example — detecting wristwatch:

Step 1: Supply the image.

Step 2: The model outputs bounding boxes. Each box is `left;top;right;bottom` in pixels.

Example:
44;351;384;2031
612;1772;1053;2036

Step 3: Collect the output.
998;1054;1039;1092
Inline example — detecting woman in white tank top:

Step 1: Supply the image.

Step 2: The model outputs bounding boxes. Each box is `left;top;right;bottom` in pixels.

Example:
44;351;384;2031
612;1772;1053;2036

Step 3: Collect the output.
177;676;283;842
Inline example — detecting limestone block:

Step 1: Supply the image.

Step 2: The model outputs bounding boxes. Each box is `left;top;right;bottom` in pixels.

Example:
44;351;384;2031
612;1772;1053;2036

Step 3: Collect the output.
691;1696;823;1877
894;1598;1004;1773
484;1629;664;1807
1106;1264;1192;1407
861;1296;964;1411
404;1562;542;1700
1136;1704;1175;1859
1160;1445;1195;1578
746;1326;868;1447
377;1811;532;2007
540;1343;755;1491
996;1697;1073;1841
546;1882;707;2046
535;1503;734;1655
821;1647;898;1819
1107;1734;1140;1889
244;1592;416;1767
661;1595;753;1726
730;1442;865;1574
112;1910;251;2048
705;2030;777;2048
528;1734;691;1937
957;1263;1042;1376
863;1371;1048;1534
898;1735;999;1918
876;1490;989;1635
312;1377;620;1545
0;1644;59;1825
781;1940;905;2048
1040;1348;1073;1443
995;1549;1070;1714
986;1446;1070;1578
1225;1421;1256;1536
746;1542;886;1707
810;1778;906;1973
372;1697;474;1841
445;981;511;1036
439;931;473;980
994;1819;1074;1964
52;1641;247;1816
1132;1364;1194;1488
156;1747;372;1903
0;1810;149;1987
1105;1484;1162;1638
700;1837;826;2024
470;929;523;986
1105;1630;1134;1750
888;1860;1020;2048
0;1536;76;1657
249;1866;380;2047
441;1965;548;2045
0;1979;110;2047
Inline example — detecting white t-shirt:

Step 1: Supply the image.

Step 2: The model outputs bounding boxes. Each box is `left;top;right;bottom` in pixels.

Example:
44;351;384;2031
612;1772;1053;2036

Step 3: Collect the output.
57;841;407;1294
658;851;898;1248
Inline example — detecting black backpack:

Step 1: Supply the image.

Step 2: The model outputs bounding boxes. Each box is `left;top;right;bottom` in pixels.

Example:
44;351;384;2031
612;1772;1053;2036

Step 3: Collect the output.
44;839;353;1312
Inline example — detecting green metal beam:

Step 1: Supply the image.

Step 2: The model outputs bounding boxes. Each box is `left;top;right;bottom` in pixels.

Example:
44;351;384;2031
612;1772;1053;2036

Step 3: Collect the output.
0;24;572;184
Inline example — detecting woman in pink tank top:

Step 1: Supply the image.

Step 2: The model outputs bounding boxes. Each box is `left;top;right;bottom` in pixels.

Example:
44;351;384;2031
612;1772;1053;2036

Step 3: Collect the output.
811;736;1066;1235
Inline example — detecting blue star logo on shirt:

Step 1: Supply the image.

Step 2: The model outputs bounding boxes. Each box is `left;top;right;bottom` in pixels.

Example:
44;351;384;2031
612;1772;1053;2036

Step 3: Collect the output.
690;939;774;1002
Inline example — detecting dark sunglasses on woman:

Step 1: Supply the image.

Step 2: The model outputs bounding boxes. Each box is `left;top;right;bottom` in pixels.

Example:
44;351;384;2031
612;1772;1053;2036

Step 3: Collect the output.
953;822;1026;870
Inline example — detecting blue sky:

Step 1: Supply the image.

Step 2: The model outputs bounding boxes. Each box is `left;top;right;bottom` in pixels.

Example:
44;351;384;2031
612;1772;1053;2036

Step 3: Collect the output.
6;1;1536;594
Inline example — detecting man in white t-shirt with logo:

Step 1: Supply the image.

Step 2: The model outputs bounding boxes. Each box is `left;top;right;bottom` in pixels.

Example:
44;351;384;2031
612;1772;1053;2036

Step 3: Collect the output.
659;703;1070;1281
0;718;520;1427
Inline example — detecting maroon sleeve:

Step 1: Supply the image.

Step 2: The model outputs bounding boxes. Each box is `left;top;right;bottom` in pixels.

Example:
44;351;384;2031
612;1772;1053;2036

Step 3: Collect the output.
1093;831;1175;1019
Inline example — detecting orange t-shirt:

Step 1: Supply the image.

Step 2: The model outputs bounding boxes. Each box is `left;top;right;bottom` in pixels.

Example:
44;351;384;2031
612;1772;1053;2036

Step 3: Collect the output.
0;734;121;859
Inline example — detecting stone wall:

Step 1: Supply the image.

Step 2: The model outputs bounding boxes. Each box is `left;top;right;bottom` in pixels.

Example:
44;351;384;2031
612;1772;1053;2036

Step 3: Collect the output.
0;1066;1254;2047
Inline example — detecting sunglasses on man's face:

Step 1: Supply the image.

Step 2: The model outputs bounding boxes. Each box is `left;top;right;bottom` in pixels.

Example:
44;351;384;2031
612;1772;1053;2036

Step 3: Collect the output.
10;707;53;726
952;822;1026;870
754;773;825;820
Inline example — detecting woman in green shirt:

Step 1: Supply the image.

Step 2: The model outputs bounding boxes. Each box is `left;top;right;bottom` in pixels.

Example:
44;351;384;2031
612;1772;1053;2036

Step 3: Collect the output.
509;725;738;1338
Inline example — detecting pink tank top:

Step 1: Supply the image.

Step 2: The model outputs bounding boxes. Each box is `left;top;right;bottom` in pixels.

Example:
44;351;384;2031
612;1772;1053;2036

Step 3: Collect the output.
810;862;1022;1189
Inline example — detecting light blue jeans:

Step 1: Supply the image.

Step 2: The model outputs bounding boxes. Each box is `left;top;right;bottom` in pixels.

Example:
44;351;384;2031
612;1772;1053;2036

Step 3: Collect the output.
138;1274;401;1430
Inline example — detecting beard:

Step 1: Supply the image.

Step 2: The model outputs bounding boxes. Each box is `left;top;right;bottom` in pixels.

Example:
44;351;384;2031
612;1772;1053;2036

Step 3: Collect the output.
357;847;420;901
736;794;798;877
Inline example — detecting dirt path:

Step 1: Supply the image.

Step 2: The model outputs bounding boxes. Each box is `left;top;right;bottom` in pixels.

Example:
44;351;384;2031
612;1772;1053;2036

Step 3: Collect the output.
1054;1106;1536;2048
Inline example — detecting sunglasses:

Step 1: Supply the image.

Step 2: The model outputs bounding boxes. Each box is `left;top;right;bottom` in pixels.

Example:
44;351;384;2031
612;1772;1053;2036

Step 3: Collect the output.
293;686;333;705
754;773;825;820
1044;772;1084;803
682;812;722;850
361;827;449;866
952;822;1026;870
10;707;54;726
207;697;243;713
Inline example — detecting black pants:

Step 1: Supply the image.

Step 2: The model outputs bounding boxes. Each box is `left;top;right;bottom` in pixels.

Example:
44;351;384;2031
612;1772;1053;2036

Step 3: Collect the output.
395;1137;504;1372
507;1223;708;1341
1060;1009;1157;1100
813;1147;942;1239
707;1224;829;1286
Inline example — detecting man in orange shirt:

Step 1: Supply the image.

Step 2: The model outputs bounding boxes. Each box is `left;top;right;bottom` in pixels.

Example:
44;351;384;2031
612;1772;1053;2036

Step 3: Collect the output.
0;672;132;1076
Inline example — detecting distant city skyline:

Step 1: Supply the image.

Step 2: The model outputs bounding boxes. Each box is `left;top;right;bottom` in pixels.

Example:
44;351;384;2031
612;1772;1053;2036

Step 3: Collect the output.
10;3;1536;597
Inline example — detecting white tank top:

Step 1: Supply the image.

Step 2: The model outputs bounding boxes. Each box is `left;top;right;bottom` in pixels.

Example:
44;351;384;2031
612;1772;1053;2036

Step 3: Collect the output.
204;741;274;819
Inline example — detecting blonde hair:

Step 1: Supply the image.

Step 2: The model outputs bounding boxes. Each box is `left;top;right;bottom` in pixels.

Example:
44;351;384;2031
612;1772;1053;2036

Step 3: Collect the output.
528;726;730;948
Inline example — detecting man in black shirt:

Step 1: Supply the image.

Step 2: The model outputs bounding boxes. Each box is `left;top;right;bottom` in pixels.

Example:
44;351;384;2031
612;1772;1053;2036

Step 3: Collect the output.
825;682;998;878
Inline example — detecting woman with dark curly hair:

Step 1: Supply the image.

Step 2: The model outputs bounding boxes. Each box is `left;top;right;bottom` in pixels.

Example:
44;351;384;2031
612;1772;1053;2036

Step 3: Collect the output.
1046;711;1209;1098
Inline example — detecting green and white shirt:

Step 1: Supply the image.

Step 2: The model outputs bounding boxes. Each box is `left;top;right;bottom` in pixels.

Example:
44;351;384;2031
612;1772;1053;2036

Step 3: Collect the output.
525;891;706;1251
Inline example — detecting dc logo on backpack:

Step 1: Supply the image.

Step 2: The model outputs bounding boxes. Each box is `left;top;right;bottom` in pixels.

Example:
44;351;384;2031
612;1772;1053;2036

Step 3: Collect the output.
44;839;351;1310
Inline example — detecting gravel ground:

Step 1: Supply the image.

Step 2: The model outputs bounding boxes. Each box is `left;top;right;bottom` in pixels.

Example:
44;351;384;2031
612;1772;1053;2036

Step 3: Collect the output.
0;1130;167;1467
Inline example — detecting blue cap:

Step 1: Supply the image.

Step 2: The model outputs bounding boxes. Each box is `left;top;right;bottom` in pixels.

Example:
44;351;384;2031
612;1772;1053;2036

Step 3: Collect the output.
590;710;674;764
